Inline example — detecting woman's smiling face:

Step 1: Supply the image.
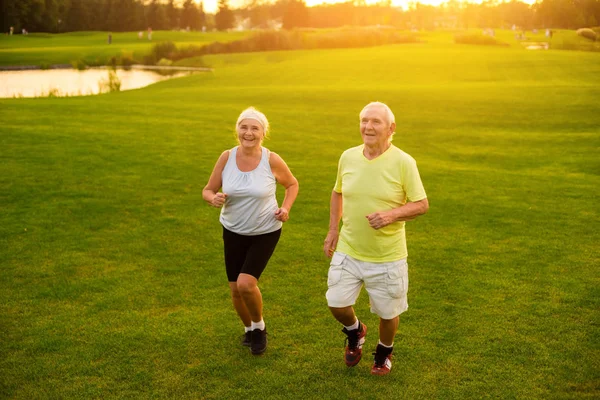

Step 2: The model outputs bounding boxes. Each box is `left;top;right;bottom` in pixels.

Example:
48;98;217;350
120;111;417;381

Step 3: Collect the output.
237;118;264;148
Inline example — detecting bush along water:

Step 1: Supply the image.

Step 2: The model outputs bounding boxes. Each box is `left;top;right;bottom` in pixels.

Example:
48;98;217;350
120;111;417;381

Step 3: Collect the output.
144;41;178;65
144;28;418;65
454;33;508;46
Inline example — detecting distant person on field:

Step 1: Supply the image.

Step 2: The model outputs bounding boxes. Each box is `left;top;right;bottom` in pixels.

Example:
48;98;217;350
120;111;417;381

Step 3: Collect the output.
203;107;299;356
323;101;428;376
147;27;152;40
138;31;143;39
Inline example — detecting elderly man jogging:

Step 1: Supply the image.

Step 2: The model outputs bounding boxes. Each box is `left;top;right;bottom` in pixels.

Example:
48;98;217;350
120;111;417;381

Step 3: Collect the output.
324;101;429;375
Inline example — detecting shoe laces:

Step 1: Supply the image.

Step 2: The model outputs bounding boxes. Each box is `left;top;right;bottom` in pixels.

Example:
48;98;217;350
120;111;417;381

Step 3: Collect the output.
373;346;392;367
343;327;361;350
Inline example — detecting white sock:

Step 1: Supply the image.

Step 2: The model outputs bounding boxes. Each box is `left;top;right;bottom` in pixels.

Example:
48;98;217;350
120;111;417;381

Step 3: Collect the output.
344;319;359;331
251;319;265;331
378;340;393;348
244;326;252;333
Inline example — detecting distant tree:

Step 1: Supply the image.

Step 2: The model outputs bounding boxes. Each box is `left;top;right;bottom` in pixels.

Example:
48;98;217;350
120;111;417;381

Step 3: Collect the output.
581;0;600;26
282;0;309;29
215;0;235;30
182;0;201;29
2;0;25;32
119;0;140;32
268;0;287;21
535;0;594;28
407;2;437;30
499;1;534;30
479;0;502;28
104;0;120;31
167;0;180;29
40;0;60;32
66;0;91;31
86;0;104;30
309;3;354;28
4;0;597;36
460;2;479;29
204;11;216;30
198;1;206;29
20;0;44;32
134;0;147;30
242;0;270;29
147;0;168;30
388;6;408;28
251;3;270;28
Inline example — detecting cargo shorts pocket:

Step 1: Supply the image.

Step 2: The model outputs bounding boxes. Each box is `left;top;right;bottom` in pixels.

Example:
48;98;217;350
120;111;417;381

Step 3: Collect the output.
386;264;406;299
327;252;346;287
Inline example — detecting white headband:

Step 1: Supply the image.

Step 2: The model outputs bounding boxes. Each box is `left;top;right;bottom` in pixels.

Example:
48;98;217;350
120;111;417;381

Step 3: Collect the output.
236;108;269;134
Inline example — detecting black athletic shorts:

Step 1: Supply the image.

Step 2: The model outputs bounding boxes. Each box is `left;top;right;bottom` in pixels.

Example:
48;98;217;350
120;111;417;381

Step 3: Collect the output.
222;226;282;282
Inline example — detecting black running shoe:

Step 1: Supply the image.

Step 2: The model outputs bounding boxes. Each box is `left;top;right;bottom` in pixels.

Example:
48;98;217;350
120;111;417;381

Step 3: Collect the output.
250;328;267;355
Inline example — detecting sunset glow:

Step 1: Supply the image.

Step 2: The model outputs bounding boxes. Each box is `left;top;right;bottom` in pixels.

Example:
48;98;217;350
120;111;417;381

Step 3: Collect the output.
200;0;537;14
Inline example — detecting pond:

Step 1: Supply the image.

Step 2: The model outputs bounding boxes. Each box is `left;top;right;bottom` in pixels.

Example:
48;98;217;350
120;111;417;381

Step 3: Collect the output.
0;66;208;98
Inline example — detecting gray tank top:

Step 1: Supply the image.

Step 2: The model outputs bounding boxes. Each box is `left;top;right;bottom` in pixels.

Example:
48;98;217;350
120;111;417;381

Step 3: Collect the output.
220;147;282;235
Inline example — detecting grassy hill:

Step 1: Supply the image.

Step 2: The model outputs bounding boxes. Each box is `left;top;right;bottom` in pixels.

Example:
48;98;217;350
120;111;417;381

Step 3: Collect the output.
1;36;599;398
0;30;250;67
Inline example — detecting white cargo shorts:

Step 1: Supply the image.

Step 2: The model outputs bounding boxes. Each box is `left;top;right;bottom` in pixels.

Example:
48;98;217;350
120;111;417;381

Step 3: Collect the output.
326;251;408;319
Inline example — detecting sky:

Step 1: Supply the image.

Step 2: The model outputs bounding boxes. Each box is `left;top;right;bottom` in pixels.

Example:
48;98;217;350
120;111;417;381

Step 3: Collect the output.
199;0;536;14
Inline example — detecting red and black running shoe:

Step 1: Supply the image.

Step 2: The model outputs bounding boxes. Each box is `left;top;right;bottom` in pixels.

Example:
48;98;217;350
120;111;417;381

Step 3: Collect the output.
342;322;367;367
371;344;393;376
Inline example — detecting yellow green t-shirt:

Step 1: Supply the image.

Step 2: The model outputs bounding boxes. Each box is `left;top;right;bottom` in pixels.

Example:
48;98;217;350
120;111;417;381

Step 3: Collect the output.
334;144;427;262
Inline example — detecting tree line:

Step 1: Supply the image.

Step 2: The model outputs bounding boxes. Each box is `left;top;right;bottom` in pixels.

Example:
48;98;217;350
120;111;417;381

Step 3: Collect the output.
1;0;206;33
2;0;599;34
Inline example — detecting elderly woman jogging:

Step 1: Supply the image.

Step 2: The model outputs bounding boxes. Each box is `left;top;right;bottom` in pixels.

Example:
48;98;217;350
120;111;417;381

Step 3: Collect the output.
203;107;299;355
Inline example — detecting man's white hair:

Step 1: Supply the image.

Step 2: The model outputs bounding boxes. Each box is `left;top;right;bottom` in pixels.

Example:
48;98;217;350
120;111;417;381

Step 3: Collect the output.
359;101;395;125
360;101;396;142
236;107;270;138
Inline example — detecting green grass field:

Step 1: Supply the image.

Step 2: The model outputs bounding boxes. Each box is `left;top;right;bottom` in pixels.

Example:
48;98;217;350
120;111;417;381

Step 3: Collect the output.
1;32;599;398
1;28;597;69
0;30;250;67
